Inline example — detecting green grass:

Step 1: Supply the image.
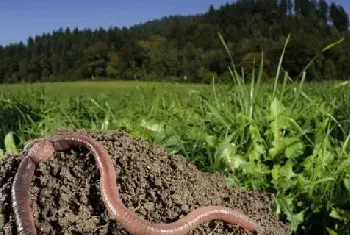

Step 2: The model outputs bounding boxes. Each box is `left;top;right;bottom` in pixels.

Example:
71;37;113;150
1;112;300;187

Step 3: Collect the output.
0;80;208;96
1;38;350;234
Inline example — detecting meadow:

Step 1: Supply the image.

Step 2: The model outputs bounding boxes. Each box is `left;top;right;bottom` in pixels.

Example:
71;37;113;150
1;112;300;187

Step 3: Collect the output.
1;42;350;234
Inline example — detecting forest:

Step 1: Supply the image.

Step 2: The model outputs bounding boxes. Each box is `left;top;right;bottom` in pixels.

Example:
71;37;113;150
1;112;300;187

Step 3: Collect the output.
0;0;349;84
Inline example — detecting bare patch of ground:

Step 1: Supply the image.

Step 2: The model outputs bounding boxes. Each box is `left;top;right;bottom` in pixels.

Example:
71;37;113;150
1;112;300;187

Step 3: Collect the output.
0;128;292;234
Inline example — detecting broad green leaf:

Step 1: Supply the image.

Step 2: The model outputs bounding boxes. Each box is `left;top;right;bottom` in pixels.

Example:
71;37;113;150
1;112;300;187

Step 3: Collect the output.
272;160;296;191
276;196;305;231
248;124;266;161
249;143;265;161
216;136;235;165
283;137;304;159
283;160;296;179
269;98;289;157
140;119;164;132
330;208;350;221
271;165;281;182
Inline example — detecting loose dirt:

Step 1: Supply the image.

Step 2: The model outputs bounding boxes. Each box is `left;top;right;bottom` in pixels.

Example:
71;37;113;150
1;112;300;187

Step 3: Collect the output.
0;128;292;234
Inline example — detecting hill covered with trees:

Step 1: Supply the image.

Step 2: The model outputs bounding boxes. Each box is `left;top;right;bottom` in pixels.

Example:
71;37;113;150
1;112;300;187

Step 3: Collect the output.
0;0;349;84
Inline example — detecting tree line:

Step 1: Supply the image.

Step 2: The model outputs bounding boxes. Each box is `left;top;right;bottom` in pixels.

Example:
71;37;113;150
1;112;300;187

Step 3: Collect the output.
0;0;349;84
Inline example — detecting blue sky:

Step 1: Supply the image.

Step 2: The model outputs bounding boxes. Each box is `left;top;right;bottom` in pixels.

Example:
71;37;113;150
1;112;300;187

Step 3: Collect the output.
0;0;349;46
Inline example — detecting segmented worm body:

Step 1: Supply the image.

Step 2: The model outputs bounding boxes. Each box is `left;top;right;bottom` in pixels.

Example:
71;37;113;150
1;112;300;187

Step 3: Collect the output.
11;132;262;235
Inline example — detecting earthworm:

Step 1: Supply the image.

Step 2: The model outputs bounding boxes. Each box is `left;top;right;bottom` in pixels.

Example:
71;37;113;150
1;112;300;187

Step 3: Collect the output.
11;132;262;235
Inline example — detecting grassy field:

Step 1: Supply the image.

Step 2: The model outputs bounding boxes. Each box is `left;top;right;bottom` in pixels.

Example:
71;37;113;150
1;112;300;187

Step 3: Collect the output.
0;80;207;95
1;77;349;234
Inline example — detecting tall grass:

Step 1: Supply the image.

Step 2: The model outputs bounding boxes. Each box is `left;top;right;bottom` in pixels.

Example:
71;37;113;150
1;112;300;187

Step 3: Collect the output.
0;36;349;234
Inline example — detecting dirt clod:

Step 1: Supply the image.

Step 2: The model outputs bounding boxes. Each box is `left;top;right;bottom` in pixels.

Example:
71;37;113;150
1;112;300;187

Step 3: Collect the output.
0;128;292;234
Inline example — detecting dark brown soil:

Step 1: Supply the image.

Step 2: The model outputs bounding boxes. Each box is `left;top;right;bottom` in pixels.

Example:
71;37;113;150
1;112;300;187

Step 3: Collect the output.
0;128;292;235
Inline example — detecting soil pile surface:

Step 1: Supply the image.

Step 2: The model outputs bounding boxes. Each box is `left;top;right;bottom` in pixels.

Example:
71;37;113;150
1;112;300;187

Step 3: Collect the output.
0;128;292;234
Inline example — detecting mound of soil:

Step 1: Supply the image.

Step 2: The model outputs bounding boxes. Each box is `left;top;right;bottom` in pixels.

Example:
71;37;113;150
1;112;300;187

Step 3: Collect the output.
0;128;292;234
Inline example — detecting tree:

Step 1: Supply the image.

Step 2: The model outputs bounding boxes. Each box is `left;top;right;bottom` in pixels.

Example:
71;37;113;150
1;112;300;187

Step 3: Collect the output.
330;3;349;32
82;42;109;79
318;0;329;24
106;52;120;78
280;0;288;16
18;59;28;82
207;4;215;17
0;0;349;84
298;0;315;17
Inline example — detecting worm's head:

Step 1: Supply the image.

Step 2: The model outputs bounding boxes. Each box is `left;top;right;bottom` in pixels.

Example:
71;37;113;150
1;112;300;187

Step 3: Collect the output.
28;140;56;163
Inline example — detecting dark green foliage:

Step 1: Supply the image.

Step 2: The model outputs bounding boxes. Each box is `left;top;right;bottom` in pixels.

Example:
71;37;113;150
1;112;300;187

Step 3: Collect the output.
323;59;336;80
318;0;328;23
330;2;350;32
0;0;349;83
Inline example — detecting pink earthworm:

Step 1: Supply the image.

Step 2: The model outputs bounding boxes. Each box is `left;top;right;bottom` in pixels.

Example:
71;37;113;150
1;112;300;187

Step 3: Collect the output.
11;132;262;235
